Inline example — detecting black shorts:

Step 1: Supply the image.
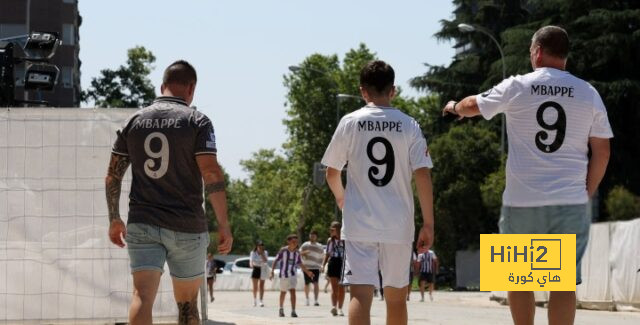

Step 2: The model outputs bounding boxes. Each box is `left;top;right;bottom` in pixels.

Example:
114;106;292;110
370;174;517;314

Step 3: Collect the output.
304;269;320;284
327;257;343;278
420;272;434;283
251;266;262;279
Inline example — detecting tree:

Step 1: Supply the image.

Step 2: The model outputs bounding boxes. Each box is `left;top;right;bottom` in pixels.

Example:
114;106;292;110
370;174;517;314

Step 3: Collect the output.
283;44;377;239
427;124;501;266
605;185;640;221
82;46;156;108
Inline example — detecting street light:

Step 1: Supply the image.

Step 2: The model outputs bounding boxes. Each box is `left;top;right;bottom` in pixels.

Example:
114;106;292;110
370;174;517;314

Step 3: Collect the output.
458;23;507;155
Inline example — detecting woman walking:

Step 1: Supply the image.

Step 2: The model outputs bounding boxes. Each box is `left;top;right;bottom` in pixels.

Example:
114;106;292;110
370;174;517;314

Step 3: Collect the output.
322;221;346;316
250;240;269;307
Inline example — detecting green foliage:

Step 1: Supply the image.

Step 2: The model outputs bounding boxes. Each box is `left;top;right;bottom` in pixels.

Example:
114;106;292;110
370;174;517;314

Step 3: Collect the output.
406;1;640;268
82;46;156;108
427;124;501;266
605;185;640;221
480;161;506;219
282;44;377;239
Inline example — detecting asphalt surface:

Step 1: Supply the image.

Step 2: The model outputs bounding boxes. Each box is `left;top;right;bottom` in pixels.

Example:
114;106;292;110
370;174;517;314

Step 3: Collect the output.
203;290;640;325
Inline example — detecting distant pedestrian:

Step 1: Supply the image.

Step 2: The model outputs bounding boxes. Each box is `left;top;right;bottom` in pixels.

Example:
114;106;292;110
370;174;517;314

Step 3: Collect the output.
300;230;324;306
407;250;418;301
322;221;346;316
417;249;438;302
206;253;217;303
250;240;268;307
271;234;315;318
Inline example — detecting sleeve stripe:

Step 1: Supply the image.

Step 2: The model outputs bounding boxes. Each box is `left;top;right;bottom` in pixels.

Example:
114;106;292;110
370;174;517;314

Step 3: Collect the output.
195;152;217;156
111;151;129;157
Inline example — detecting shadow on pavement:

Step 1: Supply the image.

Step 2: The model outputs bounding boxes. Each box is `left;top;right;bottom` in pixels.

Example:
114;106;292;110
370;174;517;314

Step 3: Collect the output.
204;320;236;325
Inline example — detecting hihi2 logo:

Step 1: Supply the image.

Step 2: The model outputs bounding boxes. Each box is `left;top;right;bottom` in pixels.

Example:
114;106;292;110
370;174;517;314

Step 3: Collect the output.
480;234;576;291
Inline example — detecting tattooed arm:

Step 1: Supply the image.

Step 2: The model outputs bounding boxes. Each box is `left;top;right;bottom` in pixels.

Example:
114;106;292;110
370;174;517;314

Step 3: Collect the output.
196;154;233;254
106;153;130;247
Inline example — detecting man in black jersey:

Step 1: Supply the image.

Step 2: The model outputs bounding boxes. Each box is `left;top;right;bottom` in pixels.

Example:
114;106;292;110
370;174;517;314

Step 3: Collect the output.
105;60;233;325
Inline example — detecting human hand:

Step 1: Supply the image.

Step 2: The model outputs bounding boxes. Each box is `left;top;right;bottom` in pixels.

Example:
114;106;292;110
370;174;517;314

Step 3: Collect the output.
442;100;463;120
416;224;434;254
108;219;126;248
217;225;233;255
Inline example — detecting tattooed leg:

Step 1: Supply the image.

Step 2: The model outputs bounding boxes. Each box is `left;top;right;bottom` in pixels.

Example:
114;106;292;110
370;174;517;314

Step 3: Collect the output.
177;296;200;325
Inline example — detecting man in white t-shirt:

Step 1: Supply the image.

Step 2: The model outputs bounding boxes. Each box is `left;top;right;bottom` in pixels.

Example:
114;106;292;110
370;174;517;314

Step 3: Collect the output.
442;26;612;325
322;60;435;325
300;230;324;306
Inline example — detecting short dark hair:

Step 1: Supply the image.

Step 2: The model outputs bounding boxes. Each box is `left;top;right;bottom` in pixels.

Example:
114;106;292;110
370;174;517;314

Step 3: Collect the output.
309;230;318;236
163;60;197;85
532;26;570;59
360;60;395;95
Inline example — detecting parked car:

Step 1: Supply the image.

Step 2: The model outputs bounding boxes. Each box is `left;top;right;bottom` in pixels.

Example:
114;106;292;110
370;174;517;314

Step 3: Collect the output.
230;256;278;273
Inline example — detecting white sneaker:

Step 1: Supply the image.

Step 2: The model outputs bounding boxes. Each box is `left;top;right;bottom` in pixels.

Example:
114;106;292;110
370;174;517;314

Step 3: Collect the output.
253;300;257;307
305;298;310;306
259;301;264;307
338;309;344;316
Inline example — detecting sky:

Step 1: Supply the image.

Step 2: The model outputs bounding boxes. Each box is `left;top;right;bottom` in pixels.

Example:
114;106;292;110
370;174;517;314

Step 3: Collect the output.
79;0;456;180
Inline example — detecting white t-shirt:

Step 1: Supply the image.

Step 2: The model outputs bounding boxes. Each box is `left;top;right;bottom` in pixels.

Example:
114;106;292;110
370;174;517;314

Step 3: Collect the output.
476;67;613;207
250;250;268;268
321;105;433;244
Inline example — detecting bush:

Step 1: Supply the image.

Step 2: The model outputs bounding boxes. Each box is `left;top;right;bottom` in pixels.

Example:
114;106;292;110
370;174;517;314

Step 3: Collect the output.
605;186;640;221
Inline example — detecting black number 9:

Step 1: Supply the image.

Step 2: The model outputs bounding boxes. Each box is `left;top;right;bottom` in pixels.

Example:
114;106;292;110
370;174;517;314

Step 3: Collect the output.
366;137;395;187
535;101;566;153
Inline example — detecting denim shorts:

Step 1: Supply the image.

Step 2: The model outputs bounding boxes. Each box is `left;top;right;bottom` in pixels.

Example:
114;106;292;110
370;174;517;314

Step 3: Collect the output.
499;204;590;285
125;222;209;281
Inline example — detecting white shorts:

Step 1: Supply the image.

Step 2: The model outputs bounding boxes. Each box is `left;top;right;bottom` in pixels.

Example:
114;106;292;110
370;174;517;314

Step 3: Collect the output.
342;241;411;289
279;276;297;291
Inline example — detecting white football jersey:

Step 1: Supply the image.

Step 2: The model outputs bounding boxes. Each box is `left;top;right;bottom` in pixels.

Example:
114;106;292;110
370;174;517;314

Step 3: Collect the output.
476;67;613;207
321;105;433;244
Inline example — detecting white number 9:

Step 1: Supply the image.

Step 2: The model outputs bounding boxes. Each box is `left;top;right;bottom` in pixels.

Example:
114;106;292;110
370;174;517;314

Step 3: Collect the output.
144;132;169;179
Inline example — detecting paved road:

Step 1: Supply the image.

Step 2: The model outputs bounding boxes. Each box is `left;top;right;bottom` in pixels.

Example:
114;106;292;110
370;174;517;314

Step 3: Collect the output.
204;290;640;325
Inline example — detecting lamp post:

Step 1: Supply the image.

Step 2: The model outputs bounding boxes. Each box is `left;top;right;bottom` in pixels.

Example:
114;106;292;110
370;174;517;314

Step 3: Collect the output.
458;23;507;155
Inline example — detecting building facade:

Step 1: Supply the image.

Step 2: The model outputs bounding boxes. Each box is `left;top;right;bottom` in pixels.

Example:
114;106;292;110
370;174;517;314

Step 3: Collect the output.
0;0;81;107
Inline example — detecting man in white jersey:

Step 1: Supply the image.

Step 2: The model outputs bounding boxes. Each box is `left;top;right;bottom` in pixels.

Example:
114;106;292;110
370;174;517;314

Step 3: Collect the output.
322;60;435;325
442;26;612;325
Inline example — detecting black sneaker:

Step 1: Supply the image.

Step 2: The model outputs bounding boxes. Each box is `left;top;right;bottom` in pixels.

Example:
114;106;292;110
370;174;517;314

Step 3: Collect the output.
279;308;285;317
314;302;320;306
291;311;298;318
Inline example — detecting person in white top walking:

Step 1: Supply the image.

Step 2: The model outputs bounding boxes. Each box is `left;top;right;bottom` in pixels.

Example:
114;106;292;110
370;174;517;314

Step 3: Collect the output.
249;240;268;307
323;60;435;325
442;25;612;325
300;230;324;306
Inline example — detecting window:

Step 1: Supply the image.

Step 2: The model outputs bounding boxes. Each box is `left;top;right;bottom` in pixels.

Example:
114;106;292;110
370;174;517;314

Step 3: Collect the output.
14;65;25;87
62;24;75;45
61;66;73;88
0;24;27;39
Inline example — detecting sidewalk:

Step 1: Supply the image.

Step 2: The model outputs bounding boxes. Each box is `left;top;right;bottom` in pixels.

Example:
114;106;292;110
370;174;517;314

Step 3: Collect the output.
205;290;640;325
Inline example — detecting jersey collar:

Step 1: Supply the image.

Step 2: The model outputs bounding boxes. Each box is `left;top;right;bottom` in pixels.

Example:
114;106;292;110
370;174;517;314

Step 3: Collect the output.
153;96;189;106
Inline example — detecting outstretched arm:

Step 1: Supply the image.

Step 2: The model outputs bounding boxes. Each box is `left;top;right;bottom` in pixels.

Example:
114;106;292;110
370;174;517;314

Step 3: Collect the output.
105;153;130;247
442;96;482;120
